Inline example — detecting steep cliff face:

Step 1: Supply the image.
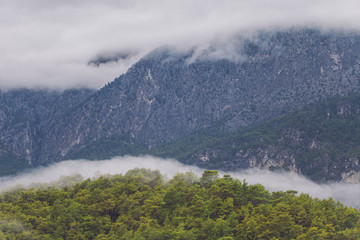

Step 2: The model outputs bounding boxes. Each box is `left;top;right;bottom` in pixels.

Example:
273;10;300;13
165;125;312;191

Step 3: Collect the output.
39;29;360;164
0;89;94;165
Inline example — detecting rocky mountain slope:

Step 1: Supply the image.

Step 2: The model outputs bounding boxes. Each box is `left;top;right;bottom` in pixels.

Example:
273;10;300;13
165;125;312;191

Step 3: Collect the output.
68;93;360;182
152;94;360;182
0;89;94;168
1;29;360;181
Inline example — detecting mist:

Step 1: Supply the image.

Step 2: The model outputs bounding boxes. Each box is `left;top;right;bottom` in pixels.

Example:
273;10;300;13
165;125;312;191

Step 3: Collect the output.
1;155;360;208
1;0;360;89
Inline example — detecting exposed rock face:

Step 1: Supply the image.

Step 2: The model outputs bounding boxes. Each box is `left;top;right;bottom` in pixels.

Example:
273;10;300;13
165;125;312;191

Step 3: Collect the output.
193;147;298;172
1;29;360;182
0;89;94;165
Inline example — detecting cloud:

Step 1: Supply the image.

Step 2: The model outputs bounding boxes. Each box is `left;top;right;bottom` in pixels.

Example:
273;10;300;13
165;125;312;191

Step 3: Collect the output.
1;155;360;208
0;0;360;89
88;50;138;67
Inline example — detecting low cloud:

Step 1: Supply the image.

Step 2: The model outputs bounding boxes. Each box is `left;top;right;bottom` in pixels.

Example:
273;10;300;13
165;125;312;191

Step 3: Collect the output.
1;155;360;208
88;50;138;67
1;0;360;89
0;156;203;190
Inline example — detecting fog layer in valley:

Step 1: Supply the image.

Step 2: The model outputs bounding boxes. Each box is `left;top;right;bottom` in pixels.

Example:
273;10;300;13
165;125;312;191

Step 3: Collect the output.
1;155;360;208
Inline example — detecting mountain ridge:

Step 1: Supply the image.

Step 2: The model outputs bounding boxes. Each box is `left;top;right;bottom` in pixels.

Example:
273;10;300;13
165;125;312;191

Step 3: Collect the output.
1;29;360;182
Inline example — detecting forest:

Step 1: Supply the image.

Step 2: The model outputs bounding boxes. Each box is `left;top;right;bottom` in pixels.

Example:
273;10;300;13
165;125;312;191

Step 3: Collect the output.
1;169;360;239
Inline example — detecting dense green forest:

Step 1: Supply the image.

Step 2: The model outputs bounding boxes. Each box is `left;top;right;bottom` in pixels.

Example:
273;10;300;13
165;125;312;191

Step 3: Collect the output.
1;169;360;239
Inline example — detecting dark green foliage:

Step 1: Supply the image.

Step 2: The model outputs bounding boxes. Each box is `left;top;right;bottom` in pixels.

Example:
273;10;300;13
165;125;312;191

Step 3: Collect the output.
1;169;360;239
0;151;30;176
149;122;229;162
66;134;148;160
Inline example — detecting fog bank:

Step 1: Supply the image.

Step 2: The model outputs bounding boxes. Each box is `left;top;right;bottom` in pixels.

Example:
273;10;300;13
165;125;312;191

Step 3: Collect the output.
1;156;360;208
1;0;360;89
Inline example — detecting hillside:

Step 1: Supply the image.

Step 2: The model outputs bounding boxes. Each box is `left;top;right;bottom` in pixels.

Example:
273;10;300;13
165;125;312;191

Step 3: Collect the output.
1;169;360;239
67;93;360;182
153;93;360;183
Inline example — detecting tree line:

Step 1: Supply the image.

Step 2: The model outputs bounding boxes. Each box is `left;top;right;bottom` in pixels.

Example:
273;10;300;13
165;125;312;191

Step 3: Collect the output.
1;169;360;239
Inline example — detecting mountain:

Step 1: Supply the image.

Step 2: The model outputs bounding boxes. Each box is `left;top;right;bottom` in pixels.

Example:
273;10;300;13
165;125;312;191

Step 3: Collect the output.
42;29;360;162
1;29;360;181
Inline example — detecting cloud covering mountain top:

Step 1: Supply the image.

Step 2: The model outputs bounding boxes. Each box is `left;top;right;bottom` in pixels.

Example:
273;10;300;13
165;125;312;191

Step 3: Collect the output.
1;0;360;89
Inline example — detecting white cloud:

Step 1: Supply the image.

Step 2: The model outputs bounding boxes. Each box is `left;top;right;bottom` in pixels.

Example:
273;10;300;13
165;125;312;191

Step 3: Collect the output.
1;0;360;89
1;156;360;208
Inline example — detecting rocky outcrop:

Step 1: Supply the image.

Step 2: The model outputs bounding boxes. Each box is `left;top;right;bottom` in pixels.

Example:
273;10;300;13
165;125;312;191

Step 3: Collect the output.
192;146;298;172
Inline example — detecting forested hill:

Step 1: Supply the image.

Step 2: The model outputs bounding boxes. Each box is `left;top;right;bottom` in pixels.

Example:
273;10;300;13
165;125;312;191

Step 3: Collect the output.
1;169;360;239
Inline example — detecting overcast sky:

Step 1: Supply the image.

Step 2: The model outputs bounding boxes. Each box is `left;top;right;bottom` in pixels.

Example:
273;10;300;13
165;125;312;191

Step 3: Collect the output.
1;0;360;90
